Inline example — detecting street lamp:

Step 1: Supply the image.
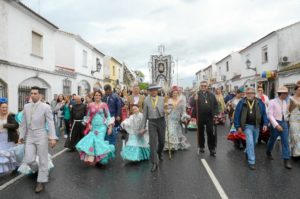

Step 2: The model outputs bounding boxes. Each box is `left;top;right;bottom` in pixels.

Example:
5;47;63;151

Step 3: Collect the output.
245;59;257;73
91;59;102;75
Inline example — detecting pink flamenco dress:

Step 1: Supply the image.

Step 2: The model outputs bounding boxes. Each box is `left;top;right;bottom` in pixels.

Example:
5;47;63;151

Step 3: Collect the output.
76;103;115;165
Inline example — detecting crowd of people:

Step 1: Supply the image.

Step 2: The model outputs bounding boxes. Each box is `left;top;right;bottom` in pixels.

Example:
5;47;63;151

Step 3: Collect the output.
0;83;190;193
0;79;299;193
188;80;300;171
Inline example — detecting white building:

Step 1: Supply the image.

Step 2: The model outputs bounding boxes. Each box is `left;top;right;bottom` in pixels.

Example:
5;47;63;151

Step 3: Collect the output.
0;0;61;112
55;30;105;97
0;0;108;112
213;52;243;92
198;21;300;97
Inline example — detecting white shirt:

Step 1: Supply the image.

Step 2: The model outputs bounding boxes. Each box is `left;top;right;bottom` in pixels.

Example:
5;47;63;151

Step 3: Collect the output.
133;95;139;104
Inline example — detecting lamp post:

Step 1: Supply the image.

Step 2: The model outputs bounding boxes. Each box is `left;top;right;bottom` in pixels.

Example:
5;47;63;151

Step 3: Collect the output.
91;60;102;75
245;59;257;74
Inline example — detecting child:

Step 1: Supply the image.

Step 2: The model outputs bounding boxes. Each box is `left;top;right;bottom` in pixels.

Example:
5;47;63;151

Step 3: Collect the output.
120;105;150;162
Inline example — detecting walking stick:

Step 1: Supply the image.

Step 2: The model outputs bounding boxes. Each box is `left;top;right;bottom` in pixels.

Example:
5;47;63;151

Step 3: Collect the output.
164;94;172;160
166;110;172;160
195;93;200;153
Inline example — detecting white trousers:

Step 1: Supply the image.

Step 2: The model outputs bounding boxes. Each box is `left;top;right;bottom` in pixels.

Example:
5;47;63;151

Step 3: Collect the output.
24;130;49;183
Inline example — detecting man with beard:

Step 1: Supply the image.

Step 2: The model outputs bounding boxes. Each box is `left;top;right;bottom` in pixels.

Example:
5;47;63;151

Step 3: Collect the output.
66;96;87;151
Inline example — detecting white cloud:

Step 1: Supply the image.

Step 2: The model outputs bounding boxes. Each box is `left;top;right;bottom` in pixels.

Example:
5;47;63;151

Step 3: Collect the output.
21;0;300;87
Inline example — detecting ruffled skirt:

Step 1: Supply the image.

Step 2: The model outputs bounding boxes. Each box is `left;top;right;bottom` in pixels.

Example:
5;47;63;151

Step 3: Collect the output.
121;146;150;162
76;129;115;165
0;142;22;175
18;154;54;175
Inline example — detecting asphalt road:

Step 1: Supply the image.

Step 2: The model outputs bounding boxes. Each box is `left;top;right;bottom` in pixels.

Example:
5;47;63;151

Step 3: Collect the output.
1;122;300;199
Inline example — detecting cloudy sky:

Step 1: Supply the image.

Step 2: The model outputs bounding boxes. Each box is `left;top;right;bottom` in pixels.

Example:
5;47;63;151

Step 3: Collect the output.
21;0;300;88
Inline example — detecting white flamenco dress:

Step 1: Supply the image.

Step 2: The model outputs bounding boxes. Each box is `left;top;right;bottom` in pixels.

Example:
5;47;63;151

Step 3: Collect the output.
120;112;150;162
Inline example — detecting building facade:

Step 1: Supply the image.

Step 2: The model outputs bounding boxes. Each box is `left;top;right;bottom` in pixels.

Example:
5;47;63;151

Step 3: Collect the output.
0;0;61;112
103;56;124;90
55;30;105;97
195;21;300;97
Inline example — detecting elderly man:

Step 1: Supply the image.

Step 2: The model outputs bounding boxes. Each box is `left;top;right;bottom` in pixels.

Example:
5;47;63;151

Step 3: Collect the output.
66;95;87;151
140;84;166;172
19;86;57;193
193;81;219;156
234;87;268;170
266;86;292;169
127;84;145;115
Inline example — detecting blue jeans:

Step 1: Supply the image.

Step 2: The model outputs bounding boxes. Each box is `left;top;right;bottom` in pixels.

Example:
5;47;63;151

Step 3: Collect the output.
267;120;290;160
105;126;120;145
244;124;259;165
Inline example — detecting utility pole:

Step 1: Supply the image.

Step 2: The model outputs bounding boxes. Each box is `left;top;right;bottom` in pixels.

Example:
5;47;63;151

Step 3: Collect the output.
176;58;179;85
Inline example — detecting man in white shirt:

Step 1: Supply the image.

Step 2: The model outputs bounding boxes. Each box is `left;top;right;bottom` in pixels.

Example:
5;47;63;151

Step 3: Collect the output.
266;86;291;169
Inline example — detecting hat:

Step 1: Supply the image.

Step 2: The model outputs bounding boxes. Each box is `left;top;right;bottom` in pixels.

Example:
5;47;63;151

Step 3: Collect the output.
148;84;161;90
277;86;288;93
237;87;244;93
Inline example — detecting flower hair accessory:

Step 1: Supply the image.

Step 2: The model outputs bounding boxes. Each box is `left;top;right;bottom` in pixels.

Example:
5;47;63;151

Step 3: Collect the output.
0;98;8;104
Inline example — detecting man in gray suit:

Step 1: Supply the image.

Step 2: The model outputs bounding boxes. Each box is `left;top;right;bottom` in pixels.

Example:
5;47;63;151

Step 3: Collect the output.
140;84;166;172
19;86;57;193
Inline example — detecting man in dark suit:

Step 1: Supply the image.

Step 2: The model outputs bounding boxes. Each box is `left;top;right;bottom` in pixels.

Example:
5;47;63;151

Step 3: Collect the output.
194;81;219;156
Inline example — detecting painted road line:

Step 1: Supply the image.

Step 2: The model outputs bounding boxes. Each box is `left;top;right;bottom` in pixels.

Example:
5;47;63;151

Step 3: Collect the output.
201;159;229;199
0;148;68;191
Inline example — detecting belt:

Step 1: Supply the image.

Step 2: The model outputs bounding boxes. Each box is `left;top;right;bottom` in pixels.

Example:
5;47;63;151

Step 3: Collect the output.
149;117;165;121
70;120;83;138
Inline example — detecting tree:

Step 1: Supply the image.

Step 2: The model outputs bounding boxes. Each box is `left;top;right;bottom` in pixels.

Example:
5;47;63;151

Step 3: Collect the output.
134;70;145;82
138;82;149;90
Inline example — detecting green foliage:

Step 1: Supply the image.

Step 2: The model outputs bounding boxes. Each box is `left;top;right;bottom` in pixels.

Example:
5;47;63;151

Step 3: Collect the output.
138;82;149;90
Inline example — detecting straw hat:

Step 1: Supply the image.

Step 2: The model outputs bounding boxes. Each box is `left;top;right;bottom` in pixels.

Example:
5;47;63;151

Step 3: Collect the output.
277;86;288;93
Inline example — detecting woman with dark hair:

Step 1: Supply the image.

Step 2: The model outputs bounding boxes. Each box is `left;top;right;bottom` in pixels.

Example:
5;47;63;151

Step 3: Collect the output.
54;94;65;138
288;85;300;158
76;91;115;166
61;95;72;139
0;98;20;174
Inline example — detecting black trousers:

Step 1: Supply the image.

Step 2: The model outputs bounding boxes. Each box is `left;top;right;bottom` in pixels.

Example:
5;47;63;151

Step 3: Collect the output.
197;115;216;150
148;118;166;163
64;119;71;136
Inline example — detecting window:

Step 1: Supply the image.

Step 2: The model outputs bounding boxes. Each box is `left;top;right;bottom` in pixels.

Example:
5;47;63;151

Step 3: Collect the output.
82;50;87;67
32;31;43;57
113;66;115;76
96;58;100;68
63;79;72;95
0;79;7;98
262;46;268;63
226;61;229;72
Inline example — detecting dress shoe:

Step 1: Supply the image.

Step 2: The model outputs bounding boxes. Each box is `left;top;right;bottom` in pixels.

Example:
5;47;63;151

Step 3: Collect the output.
158;154;164;161
197;148;205;155
248;164;256;170
35;183;44;193
266;151;274;160
151;163;158;172
210;149;216;157
284;159;292;169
